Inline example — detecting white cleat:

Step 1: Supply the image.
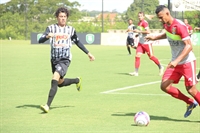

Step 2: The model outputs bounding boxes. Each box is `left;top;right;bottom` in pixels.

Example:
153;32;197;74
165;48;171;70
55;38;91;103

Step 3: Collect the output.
129;72;139;76
159;66;164;76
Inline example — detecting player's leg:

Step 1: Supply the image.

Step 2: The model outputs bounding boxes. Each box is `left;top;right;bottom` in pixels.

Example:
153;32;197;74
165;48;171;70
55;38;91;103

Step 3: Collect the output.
129;43;143;76
145;44;164;75
197;70;200;81
126;37;131;55
161;67;195;104
183;61;200;117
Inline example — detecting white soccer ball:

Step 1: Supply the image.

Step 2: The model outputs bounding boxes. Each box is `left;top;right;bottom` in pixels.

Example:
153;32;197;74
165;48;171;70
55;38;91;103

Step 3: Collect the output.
134;111;150;126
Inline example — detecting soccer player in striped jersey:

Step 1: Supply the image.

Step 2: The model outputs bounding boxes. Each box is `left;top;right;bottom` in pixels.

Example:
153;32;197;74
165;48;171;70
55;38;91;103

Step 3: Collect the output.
38;7;95;113
146;5;200;118
129;12;164;76
126;18;137;55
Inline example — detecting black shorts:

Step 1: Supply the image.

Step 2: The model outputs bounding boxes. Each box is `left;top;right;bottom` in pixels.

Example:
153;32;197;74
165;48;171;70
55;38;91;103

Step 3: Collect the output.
51;59;71;79
126;37;134;46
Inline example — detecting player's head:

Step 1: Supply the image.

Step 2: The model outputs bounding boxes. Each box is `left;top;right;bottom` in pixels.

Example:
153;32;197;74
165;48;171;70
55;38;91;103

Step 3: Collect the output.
55;7;70;27
128;19;133;25
155;5;171;24
138;12;145;21
184;19;188;24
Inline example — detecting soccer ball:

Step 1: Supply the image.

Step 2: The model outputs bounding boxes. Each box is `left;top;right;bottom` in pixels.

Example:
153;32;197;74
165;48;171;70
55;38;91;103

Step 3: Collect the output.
134;111;150;126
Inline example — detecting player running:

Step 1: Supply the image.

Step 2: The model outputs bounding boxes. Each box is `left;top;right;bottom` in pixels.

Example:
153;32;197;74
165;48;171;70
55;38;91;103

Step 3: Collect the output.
146;5;200;118
129;12;164;76
38;7;95;113
126;18;137;55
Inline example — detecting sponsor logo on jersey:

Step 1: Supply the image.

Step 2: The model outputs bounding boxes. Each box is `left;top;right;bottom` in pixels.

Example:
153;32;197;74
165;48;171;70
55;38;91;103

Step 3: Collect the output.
55;34;69;42
172;27;176;34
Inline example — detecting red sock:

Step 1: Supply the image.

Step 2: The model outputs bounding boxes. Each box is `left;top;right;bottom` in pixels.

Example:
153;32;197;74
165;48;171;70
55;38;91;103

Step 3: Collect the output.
150;56;160;66
135;57;140;69
194;92;200;105
167;86;193;104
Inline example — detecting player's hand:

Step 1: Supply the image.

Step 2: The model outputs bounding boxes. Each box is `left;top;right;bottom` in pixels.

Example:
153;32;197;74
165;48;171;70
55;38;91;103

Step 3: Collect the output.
133;29;140;33
145;35;155;41
46;33;54;38
87;53;95;61
167;61;177;68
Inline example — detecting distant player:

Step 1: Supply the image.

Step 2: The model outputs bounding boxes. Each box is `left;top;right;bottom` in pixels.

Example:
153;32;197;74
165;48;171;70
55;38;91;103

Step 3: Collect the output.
146;5;200;118
183;19;193;36
129;12;164;76
38;7;95;113
126;19;137;55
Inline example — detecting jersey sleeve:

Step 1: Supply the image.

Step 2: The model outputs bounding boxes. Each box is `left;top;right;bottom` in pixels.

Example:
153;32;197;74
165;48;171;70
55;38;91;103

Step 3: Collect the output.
71;30;89;54
142;21;149;29
176;24;190;39
188;25;193;30
38;27;50;43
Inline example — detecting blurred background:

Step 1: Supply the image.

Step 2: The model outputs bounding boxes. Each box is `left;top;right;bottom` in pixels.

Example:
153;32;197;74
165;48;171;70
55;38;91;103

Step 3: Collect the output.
0;0;200;40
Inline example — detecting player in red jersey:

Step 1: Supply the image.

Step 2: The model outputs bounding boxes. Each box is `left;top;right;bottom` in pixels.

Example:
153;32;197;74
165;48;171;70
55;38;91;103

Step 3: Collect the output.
184;19;193;36
129;12;164;76
146;5;200;118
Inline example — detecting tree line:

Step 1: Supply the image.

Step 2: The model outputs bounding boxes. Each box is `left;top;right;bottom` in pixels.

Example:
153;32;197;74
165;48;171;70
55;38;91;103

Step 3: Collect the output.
0;0;199;40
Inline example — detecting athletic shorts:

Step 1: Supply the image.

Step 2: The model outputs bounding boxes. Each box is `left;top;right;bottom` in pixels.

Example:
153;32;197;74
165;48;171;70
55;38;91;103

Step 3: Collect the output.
126;37;134;46
136;43;153;57
51;59;71;79
162;60;197;86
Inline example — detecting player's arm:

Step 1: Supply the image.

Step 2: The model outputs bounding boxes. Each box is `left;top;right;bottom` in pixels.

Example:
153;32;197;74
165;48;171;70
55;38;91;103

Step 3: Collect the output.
133;27;150;34
169;38;192;68
71;30;95;61
38;27;53;43
145;32;166;41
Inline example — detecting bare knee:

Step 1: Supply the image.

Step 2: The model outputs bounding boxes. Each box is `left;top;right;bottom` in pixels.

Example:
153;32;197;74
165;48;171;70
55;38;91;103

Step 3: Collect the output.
186;86;198;96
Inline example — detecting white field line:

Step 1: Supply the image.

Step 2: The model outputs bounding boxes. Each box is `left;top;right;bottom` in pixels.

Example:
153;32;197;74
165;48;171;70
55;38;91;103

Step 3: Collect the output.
107;92;168;96
101;81;161;94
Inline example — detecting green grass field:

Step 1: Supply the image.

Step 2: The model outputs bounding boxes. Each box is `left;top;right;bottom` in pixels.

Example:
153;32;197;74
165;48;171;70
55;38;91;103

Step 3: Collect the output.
1;40;200;133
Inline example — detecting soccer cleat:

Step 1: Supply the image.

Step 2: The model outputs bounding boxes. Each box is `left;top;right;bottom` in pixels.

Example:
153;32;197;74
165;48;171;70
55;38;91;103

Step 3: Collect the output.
184;100;198;118
129;72;139;76
40;104;49;113
76;77;82;91
159;66;164;76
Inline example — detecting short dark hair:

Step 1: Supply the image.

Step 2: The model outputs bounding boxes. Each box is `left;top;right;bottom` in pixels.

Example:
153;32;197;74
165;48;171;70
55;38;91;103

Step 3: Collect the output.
138;12;145;16
128;18;133;21
155;5;167;14
55;7;69;18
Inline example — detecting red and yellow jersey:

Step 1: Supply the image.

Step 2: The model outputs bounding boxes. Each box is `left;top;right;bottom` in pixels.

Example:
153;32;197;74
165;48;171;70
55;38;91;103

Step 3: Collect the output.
137;20;149;44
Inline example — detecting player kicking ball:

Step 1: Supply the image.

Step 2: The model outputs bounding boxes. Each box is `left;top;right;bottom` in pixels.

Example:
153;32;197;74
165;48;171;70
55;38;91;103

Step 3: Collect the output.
146;5;200;118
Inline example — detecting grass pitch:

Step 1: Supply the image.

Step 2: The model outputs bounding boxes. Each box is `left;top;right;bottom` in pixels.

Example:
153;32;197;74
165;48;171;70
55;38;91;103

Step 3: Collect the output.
0;40;200;133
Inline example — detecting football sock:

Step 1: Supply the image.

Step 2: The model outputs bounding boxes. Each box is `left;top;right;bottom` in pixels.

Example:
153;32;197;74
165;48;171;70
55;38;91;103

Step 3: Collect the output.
149;56;161;68
197;70;200;79
194;91;200;105
127;47;131;54
167;86;194;104
47;80;58;107
58;78;79;87
135;57;140;70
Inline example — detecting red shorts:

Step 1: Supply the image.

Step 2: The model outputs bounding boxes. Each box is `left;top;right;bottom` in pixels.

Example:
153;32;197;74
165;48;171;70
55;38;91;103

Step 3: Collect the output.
136;43;153;57
162;60;197;86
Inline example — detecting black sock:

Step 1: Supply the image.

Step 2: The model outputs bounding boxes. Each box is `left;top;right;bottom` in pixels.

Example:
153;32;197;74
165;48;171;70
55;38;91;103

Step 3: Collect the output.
197;71;200;79
58;78;79;88
127;47;131;54
47;80;58;107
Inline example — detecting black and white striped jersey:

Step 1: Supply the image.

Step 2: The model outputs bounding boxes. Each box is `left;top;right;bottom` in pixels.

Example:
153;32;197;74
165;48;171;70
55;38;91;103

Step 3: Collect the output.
39;24;89;61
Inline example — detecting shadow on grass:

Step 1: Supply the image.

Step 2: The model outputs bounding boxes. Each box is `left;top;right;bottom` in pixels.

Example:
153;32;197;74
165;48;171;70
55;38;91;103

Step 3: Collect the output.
112;112;200;123
16;104;74;110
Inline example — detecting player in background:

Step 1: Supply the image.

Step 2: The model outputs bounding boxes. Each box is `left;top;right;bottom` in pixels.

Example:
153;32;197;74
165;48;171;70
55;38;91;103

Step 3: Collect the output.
183;19;193;36
38;7;95;113
129;12;164;76
145;5;200;118
126;19;137;55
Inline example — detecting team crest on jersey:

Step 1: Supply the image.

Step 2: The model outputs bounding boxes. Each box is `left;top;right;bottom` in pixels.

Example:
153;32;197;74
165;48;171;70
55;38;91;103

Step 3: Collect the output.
172;27;176;34
86;34;95;44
